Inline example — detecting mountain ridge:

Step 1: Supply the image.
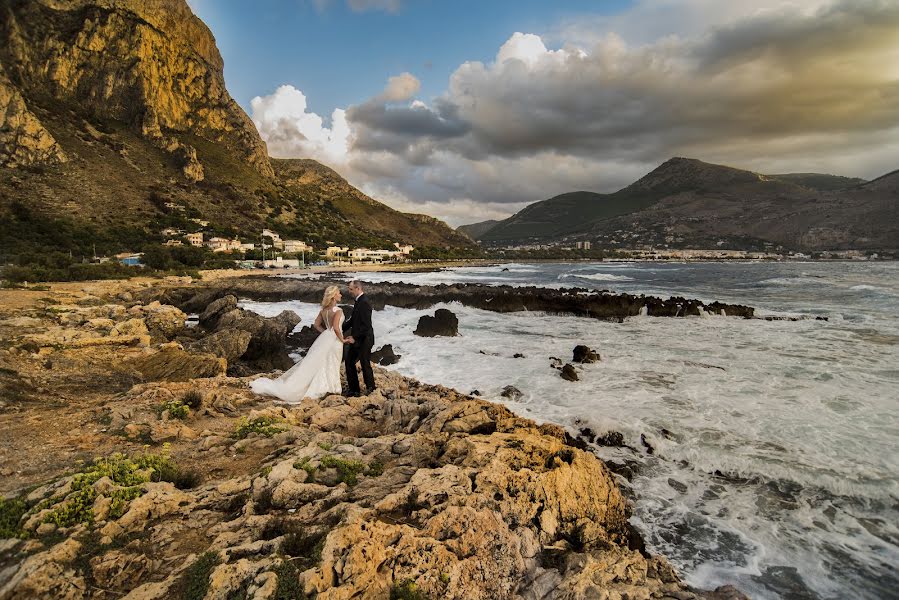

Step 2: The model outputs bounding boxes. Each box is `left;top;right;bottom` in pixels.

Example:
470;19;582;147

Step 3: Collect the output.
468;158;895;251
0;0;473;261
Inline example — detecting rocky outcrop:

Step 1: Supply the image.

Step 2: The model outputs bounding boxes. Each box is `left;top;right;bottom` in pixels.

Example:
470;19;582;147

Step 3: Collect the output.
212;307;301;373
414;308;460;337
370;344;400;366
573;345;600;363
0;62;67;167
0;0;273;177
0;370;747;600
560;364;579;381
177;277;756;321
0;281;748;600
126;345;226;381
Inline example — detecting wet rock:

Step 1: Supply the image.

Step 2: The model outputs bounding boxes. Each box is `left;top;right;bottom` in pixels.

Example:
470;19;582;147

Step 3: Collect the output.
413;308;459;337
500;385;522;400
596;431;626;447
641;434;655;455
667;478;688;494
126;346;227;382
560;364;579;381
370;344;400;366
573;344;601;363
513;353;526;358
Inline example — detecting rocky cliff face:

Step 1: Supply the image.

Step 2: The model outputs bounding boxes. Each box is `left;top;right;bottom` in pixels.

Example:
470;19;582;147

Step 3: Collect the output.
0;0;272;178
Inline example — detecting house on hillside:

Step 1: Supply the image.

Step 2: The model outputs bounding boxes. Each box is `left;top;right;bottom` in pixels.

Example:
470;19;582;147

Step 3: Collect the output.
206;237;243;253
283;240;312;253
186;233;203;247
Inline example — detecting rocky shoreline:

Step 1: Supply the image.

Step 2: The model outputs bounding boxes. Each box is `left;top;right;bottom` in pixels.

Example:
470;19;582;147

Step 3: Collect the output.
0;276;747;599
149;274;757;321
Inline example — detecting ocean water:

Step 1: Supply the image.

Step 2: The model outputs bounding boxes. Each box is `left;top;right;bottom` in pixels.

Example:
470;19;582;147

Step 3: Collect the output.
243;261;899;600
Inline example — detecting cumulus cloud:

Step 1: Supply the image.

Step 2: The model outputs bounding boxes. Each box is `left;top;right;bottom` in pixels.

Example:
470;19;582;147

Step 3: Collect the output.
252;0;899;227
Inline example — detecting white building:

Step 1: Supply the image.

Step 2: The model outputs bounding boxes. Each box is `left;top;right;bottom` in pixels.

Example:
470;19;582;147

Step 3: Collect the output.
206;237;243;253
262;257;300;268
394;243;414;255
262;229;283;250
283;240;312;253
186;232;203;247
575;241;592;250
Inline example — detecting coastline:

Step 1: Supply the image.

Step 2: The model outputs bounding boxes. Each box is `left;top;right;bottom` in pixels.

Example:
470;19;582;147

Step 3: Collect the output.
0;274;748;599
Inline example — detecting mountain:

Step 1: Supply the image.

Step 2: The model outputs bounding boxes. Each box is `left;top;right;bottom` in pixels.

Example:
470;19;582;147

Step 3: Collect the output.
457;220;499;240
474;158;898;251
0;0;472;261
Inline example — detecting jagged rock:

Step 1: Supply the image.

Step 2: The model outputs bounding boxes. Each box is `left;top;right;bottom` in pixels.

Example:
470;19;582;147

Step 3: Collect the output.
287;325;320;350
0;538;85;600
500;385;523;401
370;344;400;366
126;346;226;382
141;304;187;339
560;364;579;381
572;345;601;363
188;329;252;363
414;308;459;337
215;308;300;372
200;295;238;329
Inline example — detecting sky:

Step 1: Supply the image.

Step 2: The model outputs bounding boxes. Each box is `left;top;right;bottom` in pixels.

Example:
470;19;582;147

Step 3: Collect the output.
188;0;899;227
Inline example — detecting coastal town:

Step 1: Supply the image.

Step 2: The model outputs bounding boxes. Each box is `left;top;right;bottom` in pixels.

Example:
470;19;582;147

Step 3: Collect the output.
110;227;416;269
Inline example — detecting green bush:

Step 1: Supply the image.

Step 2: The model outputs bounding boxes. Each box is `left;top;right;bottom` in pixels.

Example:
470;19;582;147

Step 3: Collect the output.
157;399;189;420
0;496;29;539
320;456;366;487
233;416;287;439
272;560;306;600
181;551;220;600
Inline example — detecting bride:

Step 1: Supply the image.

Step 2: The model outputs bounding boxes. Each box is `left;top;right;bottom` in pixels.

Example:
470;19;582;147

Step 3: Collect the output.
250;285;347;403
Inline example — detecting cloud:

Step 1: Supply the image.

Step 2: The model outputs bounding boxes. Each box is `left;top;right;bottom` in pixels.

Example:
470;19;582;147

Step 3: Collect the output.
252;0;899;227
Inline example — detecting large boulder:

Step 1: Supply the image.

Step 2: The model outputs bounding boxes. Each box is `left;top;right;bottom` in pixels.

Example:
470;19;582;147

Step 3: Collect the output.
125;346;226;382
215;308;301;372
370;344;400;366
413;308;459;337
199;294;238;329
573;345;601;363
188;329;253;363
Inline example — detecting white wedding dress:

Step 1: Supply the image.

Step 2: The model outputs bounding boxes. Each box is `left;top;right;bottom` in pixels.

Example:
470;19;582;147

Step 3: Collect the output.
250;307;344;403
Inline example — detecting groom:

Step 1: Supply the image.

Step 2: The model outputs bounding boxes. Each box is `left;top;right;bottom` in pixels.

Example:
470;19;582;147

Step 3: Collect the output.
342;280;376;396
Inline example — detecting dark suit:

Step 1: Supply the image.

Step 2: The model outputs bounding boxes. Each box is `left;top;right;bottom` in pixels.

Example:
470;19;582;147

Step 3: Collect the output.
343;293;375;394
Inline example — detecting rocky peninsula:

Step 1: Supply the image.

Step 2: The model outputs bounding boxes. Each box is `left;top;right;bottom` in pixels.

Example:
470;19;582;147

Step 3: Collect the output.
0;275;747;599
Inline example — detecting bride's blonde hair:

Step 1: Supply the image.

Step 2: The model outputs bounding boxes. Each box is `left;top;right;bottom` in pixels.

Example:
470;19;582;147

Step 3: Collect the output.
320;285;341;308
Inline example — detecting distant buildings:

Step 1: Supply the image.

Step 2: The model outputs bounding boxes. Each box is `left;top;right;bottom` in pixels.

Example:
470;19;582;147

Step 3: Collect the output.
575;241;592;250
185;233;203;247
206;237;243;253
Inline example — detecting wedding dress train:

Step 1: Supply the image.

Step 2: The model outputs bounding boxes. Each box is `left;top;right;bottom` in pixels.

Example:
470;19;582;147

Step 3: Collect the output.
250;307;343;403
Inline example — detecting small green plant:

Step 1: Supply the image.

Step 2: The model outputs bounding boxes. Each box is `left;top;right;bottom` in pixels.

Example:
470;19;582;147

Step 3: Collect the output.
272;560;306;600
439;572;450;585
157;399;189;420
316;442;333;451
365;460;384;477
0;496;29;539
181;551;220;600
390;579;427;600
293;457;317;481
233;416;287;439
320;456;367;486
42;450;188;527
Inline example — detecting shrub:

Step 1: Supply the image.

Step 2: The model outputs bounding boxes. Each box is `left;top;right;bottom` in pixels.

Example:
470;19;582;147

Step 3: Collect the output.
182;389;203;410
157;398;189;420
0;496;29;539
320;456;366;486
390;579;427;600
233;416;287;439
272;560;306;600
181;551;220;600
